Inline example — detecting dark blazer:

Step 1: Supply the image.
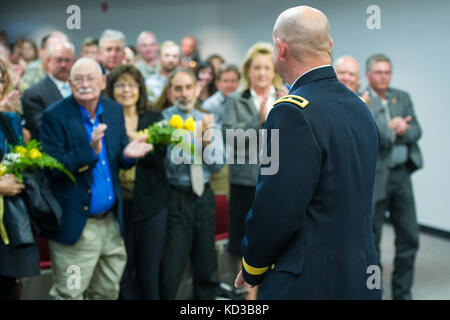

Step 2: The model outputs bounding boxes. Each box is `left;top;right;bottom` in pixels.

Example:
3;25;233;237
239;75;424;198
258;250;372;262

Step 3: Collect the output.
40;95;133;245
241;66;381;299
365;87;423;204
132;110;171;222
383;87;423;172
22;75;63;140
364;88;395;205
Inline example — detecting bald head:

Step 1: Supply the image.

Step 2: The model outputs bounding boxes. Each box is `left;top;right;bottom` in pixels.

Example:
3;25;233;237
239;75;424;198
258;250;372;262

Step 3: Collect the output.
136;31;159;64
274;6;331;59
70;57;102;80
334;55;360;92
272;6;332;84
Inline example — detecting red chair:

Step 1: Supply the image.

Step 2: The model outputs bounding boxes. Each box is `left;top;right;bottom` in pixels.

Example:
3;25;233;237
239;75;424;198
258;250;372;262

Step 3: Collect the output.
38;237;52;270
215;194;229;241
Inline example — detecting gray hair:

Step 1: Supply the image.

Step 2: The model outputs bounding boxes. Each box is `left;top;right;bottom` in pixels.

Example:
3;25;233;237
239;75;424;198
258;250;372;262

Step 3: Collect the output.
136;31;157;46
366;53;392;72
160;40;179;54
217;64;240;80
70;57;103;81
48;41;76;57
99;29;126;49
167;67;197;88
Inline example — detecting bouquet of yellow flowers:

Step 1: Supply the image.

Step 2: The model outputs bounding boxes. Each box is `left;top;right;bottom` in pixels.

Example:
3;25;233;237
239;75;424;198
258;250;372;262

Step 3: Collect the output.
0;140;75;247
0;139;75;183
138;114;196;148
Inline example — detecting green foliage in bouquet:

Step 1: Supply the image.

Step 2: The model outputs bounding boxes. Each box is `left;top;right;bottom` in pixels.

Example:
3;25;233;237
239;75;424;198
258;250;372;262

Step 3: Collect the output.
138;114;196;154
0;139;76;183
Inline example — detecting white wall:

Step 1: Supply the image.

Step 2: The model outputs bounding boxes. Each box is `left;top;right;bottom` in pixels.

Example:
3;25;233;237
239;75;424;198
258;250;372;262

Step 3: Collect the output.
1;0;449;232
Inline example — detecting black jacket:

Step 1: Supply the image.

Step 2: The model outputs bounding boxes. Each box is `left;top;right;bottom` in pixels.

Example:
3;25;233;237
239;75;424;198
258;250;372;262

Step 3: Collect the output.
22;75;63;140
132;110;171;222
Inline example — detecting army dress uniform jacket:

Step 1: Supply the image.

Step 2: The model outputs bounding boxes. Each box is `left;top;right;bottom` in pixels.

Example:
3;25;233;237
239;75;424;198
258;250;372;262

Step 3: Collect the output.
241;66;382;299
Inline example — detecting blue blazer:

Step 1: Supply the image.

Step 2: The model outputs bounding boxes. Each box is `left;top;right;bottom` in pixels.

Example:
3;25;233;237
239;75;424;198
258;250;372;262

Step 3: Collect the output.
40;95;133;245
241;66;382;299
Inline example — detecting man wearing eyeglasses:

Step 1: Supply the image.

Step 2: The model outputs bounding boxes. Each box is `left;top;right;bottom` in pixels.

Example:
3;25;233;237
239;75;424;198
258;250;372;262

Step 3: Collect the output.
22;40;76;139
40;57;153;300
365;53;423;300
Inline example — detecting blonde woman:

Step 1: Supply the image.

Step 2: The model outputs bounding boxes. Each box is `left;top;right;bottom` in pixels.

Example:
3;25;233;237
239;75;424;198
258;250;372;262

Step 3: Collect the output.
0;55;30;142
222;42;288;299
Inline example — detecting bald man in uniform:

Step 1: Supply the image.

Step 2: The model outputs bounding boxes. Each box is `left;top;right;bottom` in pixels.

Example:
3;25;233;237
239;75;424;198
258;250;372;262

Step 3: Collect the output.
234;6;381;299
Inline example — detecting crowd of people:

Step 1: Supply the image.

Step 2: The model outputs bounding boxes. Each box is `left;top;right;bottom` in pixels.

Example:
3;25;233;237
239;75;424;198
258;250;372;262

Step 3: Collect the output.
0;23;422;300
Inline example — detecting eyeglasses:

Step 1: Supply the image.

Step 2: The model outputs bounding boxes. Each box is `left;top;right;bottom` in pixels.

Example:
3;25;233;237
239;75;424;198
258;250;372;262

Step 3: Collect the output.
72;76;99;84
52;57;75;64
113;82;138;90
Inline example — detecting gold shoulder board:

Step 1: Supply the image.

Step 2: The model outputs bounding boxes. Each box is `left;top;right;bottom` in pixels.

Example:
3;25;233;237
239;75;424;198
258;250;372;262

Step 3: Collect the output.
273;95;309;109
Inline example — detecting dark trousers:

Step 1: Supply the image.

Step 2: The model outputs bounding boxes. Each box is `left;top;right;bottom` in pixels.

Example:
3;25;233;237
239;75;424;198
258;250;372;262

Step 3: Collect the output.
160;185;219;300
120;201;167;299
0;276;17;300
228;184;256;256
372;165;419;300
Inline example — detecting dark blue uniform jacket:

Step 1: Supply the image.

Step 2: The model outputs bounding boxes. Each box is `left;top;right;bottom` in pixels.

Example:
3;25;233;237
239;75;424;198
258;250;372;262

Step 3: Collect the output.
241;66;382;299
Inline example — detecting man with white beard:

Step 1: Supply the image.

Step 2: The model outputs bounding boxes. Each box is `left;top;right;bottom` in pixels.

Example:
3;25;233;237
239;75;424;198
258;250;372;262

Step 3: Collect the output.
160;67;224;300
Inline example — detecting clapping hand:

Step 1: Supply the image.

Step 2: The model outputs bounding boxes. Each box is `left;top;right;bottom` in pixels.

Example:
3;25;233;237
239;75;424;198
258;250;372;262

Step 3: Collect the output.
361;90;370;105
276;86;289;99
201;114;215;147
259;98;268;125
123;134;153;159
90;123;108;155
0;90;21;113
389;116;412;137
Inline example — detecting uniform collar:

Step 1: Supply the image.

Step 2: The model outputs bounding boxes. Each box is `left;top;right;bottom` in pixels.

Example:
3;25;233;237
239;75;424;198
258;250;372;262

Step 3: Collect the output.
290;65;335;92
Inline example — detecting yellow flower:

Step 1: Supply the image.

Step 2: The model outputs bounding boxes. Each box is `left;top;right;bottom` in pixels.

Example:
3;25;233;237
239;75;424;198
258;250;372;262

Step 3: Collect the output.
0;165;6;177
137;129;148;137
169;114;184;129
14;146;27;158
28;148;42;159
184;117;195;132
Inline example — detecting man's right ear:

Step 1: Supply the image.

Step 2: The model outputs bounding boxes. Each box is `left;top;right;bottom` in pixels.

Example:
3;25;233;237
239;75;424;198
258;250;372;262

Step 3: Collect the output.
277;39;287;61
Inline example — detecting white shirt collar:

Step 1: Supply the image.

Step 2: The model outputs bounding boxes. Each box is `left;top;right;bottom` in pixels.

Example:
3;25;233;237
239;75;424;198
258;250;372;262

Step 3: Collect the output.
48;73;67;89
48;74;71;98
250;86;276;100
290;64;332;89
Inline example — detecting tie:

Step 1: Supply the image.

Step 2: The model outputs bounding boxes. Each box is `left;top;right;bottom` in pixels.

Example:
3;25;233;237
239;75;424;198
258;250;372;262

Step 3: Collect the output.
190;164;204;197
